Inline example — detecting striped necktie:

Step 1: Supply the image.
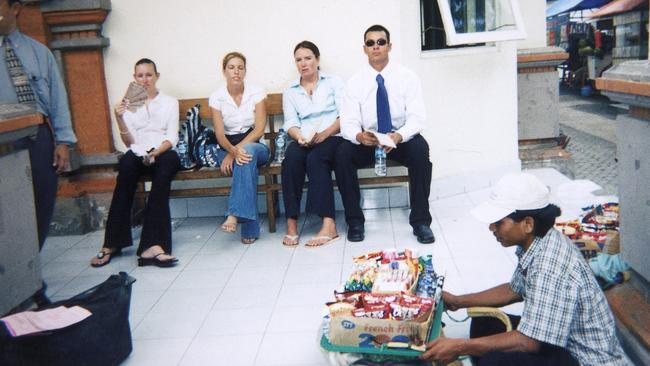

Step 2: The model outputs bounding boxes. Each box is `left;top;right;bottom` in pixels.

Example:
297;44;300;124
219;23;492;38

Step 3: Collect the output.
4;37;36;105
376;74;391;133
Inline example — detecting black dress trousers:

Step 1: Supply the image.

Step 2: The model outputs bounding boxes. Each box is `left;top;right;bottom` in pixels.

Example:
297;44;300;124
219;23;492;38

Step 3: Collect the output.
334;134;432;228
103;150;180;255
281;136;343;220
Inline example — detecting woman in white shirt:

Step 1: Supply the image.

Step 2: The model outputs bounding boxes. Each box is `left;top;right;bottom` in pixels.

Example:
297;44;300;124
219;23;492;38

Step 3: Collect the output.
210;52;269;244
91;58;180;268
281;41;344;247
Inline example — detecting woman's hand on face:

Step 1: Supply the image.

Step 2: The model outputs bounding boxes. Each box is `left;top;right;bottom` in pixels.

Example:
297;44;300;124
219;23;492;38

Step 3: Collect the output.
234;146;253;165
220;153;235;175
115;98;129;116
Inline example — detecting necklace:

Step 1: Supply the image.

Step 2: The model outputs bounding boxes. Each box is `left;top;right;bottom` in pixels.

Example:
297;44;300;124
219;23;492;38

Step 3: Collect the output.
302;79;317;97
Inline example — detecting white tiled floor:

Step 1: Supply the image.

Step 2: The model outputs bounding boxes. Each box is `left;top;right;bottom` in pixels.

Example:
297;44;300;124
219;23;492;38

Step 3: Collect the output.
38;168;616;365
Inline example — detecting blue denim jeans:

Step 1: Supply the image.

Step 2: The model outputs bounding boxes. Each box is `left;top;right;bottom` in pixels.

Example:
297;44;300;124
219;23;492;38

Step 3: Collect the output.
216;142;269;239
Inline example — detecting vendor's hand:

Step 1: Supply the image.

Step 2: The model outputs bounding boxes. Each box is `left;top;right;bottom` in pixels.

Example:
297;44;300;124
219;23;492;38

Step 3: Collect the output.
419;337;464;364
356;131;379;146
234;146;253;165
442;291;462;311
53;144;70;174
220;153;235;175
384;132;403;153
114;99;129;116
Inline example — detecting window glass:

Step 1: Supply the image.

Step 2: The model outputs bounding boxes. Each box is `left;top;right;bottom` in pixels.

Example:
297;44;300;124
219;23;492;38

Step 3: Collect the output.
449;0;517;34
421;0;525;49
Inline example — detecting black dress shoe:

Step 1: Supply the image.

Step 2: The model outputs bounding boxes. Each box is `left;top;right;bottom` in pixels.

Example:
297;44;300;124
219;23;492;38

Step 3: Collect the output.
347;225;365;242
413;225;435;244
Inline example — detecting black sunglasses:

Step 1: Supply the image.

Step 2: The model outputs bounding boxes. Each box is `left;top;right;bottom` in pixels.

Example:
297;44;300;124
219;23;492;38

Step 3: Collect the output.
365;38;388;47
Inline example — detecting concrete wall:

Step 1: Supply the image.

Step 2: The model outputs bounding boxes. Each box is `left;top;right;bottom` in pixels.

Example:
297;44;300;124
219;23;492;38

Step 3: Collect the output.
517;70;560;139
103;0;528;196
518;0;546;49
617;113;650;281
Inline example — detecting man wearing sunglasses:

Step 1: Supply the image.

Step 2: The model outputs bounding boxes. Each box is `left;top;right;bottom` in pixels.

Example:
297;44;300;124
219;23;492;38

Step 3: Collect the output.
336;24;433;244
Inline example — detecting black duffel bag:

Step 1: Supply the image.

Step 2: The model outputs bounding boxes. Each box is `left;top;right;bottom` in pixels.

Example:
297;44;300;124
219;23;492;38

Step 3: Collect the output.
0;272;136;366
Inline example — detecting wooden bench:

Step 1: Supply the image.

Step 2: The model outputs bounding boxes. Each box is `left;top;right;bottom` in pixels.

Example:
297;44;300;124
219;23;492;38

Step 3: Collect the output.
139;93;409;234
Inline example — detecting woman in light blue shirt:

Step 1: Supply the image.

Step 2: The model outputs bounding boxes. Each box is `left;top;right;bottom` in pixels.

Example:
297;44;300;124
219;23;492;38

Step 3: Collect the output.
281;41;344;247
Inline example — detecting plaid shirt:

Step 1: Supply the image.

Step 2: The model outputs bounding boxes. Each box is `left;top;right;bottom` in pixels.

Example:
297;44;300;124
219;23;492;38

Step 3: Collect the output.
510;228;631;365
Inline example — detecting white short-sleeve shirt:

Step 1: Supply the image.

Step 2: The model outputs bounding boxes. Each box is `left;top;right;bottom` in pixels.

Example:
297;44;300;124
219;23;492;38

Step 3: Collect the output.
208;83;266;135
123;91;179;156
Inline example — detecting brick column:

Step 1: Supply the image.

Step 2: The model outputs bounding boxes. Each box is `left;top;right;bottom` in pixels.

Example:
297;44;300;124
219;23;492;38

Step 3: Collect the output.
40;0;112;156
25;1;118;235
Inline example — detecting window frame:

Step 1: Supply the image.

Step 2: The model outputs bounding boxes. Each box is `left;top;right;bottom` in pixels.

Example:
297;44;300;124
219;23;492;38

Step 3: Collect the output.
435;0;527;46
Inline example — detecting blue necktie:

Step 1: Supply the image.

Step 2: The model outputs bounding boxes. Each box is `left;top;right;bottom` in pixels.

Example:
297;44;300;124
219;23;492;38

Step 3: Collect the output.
376;74;391;133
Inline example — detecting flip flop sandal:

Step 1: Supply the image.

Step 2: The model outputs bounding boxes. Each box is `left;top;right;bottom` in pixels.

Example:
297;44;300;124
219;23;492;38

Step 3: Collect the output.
282;235;299;247
305;235;340;248
91;248;122;268
138;253;178;268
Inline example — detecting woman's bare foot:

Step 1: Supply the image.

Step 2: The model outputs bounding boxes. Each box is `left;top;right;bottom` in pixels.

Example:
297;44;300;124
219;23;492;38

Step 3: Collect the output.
140;245;176;262
90;247;121;267
283;218;300;246
305;217;339;247
221;215;237;233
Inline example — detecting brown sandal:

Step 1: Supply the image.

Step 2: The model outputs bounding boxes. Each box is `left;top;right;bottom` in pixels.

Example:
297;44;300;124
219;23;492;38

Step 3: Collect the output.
90;248;122;267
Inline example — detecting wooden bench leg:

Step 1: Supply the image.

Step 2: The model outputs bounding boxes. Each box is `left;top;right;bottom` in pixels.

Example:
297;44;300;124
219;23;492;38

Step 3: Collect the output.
266;189;276;233
264;173;278;233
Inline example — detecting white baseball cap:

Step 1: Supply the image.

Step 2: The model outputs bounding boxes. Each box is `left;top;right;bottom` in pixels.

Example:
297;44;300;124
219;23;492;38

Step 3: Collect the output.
471;173;550;224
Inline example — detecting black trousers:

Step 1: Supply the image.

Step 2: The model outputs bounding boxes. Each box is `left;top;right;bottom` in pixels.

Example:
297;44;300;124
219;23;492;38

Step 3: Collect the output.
470;315;579;366
334;134;432;228
16;124;58;251
282;136;343;219
103;150;180;256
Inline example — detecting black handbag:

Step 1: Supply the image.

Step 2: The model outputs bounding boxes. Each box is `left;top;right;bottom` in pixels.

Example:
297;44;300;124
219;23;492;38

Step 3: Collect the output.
0;272;136;366
223;128;255;147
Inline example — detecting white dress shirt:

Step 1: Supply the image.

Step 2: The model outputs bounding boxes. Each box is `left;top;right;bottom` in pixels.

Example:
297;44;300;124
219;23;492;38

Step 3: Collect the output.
123;91;179;157
209;83;266;135
340;61;426;144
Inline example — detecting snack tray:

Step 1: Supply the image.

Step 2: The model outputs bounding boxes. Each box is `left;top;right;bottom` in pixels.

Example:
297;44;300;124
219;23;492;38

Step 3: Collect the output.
320;299;444;358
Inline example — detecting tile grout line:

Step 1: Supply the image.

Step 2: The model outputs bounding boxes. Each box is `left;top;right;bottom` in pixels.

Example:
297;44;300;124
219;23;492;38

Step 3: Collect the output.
165;218;232;364
250;214;305;365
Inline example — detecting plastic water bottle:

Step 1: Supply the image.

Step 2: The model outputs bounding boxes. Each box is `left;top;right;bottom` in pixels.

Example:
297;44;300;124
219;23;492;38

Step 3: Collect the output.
374;146;387;176
275;128;286;164
177;131;191;168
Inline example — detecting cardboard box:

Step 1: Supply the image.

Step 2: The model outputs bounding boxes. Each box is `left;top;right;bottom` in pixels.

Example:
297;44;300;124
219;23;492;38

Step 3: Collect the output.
328;306;434;348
